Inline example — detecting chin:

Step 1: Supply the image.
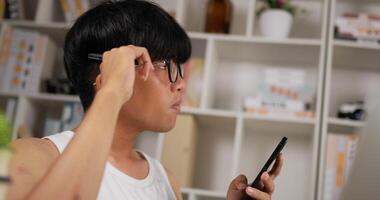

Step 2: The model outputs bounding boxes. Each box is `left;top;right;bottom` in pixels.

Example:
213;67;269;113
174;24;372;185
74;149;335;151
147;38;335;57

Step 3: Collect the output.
157;122;176;133
152;117;177;133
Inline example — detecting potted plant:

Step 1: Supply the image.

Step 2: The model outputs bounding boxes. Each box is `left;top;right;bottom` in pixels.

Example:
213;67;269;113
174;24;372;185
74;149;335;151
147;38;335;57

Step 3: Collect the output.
0;111;12;194
257;0;297;39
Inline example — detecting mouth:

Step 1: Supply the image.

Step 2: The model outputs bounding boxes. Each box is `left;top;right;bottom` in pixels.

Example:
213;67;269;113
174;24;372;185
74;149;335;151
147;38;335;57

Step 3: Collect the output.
171;99;182;113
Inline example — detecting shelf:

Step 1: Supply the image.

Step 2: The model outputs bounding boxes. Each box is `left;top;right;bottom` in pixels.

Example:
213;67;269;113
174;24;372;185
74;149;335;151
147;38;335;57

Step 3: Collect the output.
4;20;72;30
328;117;366;128
1;20;322;49
0;91;19;98
188;32;321;46
0;91;318;130
181;107;238;118
334;39;380;51
181;188;225;198
27;93;79;102
243;112;316;125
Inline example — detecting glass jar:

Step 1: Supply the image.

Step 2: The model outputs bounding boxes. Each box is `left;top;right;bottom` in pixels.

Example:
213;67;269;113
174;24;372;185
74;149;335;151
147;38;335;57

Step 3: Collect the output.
205;0;233;34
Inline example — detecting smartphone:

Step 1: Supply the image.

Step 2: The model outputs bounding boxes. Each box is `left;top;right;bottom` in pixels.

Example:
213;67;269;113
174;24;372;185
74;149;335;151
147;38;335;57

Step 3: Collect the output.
241;137;288;200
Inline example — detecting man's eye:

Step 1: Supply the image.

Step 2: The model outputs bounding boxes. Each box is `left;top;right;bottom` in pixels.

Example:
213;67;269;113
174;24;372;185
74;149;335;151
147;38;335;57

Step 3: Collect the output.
156;63;168;69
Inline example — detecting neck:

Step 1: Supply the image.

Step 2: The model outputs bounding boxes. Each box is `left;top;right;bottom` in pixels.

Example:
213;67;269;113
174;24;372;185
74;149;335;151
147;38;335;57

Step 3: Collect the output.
109;116;142;162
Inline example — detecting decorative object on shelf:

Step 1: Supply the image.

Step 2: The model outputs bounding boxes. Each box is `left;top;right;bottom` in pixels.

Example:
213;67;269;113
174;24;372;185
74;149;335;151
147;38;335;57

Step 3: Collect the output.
337;102;366;121
0;110;12;193
59;0;90;23
335;13;380;45
0;111;11;148
45;78;76;95
183;58;204;108
244;67;314;119
0;0;24;20
0;27;57;94
205;0;233;34
43;102;83;137
257;0;296;39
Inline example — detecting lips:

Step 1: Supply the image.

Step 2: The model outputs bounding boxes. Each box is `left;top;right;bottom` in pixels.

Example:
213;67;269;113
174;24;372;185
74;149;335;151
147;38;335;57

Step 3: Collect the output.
171;99;182;112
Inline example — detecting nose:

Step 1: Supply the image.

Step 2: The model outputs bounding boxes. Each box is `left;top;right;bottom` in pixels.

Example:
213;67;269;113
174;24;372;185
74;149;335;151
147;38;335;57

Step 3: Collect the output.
171;77;186;94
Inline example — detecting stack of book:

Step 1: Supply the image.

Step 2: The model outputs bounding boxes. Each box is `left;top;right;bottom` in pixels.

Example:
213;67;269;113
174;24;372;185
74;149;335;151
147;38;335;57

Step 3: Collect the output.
335;13;380;44
0;27;57;94
0;0;24;20
324;133;359;200
244;67;314;118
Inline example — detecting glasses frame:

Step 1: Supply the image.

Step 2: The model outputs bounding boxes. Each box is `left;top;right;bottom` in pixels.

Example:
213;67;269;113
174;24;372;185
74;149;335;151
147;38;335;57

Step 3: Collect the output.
87;53;184;84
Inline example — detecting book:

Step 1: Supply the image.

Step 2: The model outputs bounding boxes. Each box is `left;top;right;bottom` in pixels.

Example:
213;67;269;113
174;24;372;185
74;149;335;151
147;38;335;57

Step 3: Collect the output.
0;27;57;94
161;115;198;187
5;98;16;125
183;58;204;108
60;102;83;131
59;0;90;23
323;133;359;200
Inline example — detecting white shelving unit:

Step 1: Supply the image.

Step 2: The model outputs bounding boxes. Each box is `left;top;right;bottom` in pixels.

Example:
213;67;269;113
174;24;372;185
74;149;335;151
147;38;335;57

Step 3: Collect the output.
317;0;380;200
3;0;378;200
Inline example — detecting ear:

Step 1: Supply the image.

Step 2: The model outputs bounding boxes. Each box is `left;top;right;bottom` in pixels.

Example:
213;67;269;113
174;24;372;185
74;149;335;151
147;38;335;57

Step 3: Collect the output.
94;74;102;92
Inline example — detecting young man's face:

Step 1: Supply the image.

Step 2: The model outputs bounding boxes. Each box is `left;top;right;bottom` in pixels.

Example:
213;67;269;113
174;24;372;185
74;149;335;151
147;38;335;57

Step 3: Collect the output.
119;61;186;132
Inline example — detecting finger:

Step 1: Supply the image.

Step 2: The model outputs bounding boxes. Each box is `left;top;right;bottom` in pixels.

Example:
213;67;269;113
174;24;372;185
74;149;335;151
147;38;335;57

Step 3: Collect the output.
246;187;271;200
261;172;275;194
130;46;153;81
231;174;248;191
269;153;284;179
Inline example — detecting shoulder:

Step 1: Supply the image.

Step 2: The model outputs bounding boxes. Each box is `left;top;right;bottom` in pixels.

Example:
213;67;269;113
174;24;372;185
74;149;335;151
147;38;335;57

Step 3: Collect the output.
9;137;59;179
162;165;182;200
11;137;59;160
7;138;59;199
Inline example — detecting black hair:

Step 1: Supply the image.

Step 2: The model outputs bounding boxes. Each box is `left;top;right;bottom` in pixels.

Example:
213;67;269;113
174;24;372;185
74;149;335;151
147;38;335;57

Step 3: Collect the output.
64;0;192;112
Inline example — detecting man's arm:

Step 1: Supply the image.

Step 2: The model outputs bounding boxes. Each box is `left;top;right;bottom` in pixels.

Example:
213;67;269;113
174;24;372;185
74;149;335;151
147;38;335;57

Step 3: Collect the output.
6;46;153;200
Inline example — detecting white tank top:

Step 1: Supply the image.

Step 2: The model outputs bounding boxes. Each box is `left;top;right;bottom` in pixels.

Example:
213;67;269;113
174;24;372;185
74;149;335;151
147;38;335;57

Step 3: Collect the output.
44;131;177;200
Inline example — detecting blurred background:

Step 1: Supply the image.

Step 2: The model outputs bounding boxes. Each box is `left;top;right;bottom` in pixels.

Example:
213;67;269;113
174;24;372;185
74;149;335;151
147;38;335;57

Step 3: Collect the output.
0;0;379;200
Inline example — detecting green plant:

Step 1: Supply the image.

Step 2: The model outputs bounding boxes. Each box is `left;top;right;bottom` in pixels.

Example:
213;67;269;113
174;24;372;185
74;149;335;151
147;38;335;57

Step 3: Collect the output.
257;0;297;16
0;111;11;149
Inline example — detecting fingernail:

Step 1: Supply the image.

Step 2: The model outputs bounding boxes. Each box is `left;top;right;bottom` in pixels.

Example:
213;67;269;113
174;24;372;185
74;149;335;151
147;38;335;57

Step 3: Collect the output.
237;183;246;190
261;172;269;180
246;187;256;195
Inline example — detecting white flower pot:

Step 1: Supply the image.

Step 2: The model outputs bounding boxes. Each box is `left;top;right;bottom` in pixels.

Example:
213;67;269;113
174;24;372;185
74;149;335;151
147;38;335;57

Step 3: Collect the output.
259;9;293;39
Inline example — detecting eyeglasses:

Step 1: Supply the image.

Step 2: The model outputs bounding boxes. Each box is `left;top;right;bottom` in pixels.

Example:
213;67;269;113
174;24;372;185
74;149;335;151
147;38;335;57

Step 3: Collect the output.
88;53;184;84
0;176;11;184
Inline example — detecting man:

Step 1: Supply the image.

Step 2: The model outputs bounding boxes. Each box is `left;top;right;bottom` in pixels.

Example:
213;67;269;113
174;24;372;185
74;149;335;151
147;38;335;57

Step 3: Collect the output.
7;1;284;199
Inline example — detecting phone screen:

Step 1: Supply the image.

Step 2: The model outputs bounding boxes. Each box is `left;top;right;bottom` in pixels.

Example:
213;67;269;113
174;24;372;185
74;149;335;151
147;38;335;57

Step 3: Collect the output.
241;137;288;200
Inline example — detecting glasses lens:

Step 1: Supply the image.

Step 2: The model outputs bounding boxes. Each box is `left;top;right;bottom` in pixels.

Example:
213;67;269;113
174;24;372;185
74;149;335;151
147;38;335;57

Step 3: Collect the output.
178;63;184;78
168;61;178;83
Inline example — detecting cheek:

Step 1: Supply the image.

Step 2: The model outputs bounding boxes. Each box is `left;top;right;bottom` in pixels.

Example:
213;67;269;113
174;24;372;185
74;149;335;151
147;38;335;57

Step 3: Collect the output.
128;74;173;119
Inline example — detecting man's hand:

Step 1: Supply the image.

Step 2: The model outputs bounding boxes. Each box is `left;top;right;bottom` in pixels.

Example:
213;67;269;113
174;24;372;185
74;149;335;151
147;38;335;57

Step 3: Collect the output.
95;45;154;107
227;153;284;200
